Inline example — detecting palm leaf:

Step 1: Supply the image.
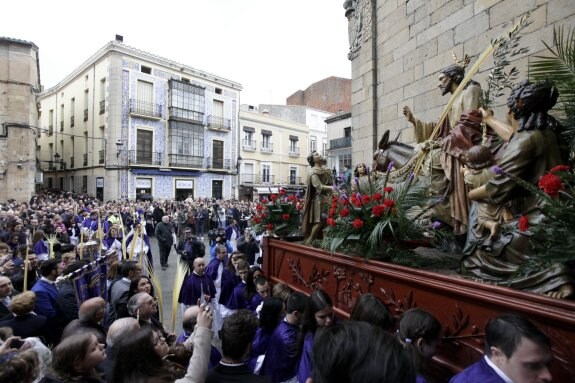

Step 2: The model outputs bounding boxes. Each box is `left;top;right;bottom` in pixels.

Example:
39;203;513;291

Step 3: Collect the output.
529;25;575;155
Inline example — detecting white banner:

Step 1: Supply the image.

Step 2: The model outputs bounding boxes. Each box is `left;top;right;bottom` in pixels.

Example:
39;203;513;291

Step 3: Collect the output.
176;179;194;189
136;178;152;188
96;177;104;188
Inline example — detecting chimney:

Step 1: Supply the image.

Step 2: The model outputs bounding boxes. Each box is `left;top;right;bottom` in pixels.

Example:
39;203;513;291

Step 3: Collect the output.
115;34;124;43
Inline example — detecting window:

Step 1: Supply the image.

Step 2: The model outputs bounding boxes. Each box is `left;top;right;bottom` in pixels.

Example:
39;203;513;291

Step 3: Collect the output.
136;80;154;115
168;80;204;122
168;120;204;166
213;100;223;118
289;136;299;155
84;90;89;121
310;136;317;153
212;180;223;200
215;87;222;95
344;127;351;137
99;78;106;114
339;153;352;170
212;140;224;169
261;131;272;152
181;77;190;83
289;167;297;184
322;138;327;156
137;130;154;164
60;104;64;131
262;164;271;183
70;98;75;127
141;65;152;74
244;163;254;183
48;109;54;135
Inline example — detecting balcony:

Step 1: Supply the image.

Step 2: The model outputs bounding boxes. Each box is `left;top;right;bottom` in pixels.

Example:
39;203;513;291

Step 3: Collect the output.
289;176;303;185
242;139;257;151
242;173;275;184
168;107;203;124
329;136;352;150
206;157;232;170
99;100;105;115
48;125;53;136
70;157;74;169
128;150;162;166
60;121;64;132
99;150;105;164
168;154;204;168
83;109;88;121
70;116;74;127
129;99;162;119
207;115;231;131
261;142;273;153
83;154;88;166
289;147;300;157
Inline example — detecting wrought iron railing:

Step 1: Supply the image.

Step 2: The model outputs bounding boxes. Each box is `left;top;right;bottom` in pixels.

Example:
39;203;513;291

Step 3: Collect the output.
207;115;231;131
329;136;352;149
168;154;204;168
261;142;273;153
128;150;162;165
129;99;162;118
289;176;302;185
289;147;300;156
242;139;256;151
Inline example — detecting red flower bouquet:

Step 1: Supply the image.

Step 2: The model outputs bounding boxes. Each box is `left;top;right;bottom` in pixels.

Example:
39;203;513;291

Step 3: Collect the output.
251;188;303;237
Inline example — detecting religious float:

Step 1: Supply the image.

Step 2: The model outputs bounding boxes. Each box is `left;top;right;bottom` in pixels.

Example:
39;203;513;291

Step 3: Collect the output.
257;18;575;382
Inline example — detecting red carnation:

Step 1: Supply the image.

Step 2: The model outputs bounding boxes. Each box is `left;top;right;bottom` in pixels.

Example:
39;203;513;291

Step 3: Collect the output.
266;224;274;231
383;199;395;208
329;208;336;217
550;165;570;173
252;217;261;224
352;218;364;229
384;187;393;193
339;207;350;217
362;195;371;204
279;188;286;195
288;195;296;201
327;218;337;227
372;205;386;217
261;198;269;204
518;215;529;231
350;195;361;207
538;173;563;197
372;193;383;201
282;214;290;221
270;194;278;201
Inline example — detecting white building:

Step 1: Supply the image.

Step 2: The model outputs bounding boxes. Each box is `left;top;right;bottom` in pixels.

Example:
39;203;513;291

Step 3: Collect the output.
37;38;241;201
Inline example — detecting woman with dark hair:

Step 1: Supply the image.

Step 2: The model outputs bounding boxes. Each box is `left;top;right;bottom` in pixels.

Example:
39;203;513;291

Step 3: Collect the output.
248;296;285;374
244;266;263;312
41;332;106;382
297;289;334;383
128;275;159;322
31;230;48;261
397;308;442;383
112;326;176;382
350;293;392;331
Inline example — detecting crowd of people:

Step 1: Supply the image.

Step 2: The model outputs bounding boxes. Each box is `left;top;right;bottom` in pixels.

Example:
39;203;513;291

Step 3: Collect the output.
0;191;556;382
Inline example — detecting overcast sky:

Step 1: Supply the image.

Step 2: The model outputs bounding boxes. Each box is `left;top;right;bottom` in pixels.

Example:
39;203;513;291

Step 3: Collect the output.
3;0;351;106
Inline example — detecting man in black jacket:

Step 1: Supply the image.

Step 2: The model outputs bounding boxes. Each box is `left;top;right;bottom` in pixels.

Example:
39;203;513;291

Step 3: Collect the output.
155;215;174;270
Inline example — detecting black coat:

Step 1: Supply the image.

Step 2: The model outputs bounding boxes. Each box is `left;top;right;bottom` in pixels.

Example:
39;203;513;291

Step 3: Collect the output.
0;312;49;342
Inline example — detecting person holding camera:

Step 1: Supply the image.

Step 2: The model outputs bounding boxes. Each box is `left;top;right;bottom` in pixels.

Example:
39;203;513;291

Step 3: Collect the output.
237;229;260;266
176;229;206;266
209;229;233;261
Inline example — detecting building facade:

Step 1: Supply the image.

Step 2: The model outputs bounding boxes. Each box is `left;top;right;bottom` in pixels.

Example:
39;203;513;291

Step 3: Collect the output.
238;105;309;201
343;0;575;164
286;76;352;114
0;37;41;202
325;112;352;176
37;39;241;202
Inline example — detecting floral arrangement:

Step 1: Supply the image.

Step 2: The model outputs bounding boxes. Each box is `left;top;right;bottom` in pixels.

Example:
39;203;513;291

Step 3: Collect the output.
492;164;575;273
323;163;430;261
251;188;304;237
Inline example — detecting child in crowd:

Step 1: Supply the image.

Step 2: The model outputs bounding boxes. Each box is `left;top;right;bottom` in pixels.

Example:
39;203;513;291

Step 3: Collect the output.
261;291;309;383
249;297;285;374
297;289;334;383
226;259;251;311
350;293;392;331
397;308;442;383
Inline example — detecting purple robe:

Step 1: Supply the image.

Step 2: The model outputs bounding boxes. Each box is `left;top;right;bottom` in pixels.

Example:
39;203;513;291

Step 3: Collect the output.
227;282;248;310
248;327;275;372
219;271;240;305
261;320;300;383
248;293;264;313
179;272;217;306
205;257;227;282
449;356;506;383
296;332;314;383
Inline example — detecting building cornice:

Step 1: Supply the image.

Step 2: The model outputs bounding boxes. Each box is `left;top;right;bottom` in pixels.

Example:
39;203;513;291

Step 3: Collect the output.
325;112;352;123
40;40;242;96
